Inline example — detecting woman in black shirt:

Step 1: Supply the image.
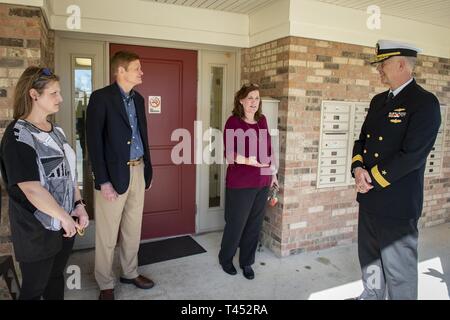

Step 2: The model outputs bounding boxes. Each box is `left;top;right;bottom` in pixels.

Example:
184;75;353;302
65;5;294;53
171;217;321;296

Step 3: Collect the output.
0;66;89;300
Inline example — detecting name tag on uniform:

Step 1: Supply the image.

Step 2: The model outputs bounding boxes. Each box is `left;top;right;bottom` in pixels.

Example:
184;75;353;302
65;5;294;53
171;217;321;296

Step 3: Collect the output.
388;107;407;123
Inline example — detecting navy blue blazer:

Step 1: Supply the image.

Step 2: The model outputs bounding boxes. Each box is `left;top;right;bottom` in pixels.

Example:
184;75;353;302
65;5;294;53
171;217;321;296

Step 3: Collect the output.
86;82;152;194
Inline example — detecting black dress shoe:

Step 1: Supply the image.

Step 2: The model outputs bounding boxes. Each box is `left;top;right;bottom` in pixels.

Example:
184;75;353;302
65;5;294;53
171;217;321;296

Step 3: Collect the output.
242;266;255;280
221;263;237;275
120;275;155;289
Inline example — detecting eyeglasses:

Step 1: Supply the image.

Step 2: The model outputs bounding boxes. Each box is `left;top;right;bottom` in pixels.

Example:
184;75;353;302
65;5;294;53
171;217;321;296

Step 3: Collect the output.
32;67;53;86
35;67;53;78
378;58;395;68
40;68;52;76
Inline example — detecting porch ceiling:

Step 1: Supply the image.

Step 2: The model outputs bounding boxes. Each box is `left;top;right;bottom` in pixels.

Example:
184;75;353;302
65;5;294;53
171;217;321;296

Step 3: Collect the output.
144;0;450;29
141;0;277;14
313;0;450;29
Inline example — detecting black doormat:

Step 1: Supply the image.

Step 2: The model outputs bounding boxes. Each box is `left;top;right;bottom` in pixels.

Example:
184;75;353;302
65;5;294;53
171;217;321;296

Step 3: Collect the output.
138;235;207;266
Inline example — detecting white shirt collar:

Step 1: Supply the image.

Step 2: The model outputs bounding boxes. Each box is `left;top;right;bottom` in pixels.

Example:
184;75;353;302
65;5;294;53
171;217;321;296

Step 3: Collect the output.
390;78;413;97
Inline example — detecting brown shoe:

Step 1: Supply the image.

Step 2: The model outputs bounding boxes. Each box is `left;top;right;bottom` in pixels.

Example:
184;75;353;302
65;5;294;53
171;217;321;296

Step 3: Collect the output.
98;289;115;300
120;275;155;289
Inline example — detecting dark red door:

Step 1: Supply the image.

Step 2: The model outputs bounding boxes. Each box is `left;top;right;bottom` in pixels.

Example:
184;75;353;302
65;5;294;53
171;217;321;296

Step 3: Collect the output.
110;43;197;239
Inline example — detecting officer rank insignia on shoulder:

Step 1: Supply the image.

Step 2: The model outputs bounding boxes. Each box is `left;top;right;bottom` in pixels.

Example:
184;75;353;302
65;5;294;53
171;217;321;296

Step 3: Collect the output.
388;107;407;123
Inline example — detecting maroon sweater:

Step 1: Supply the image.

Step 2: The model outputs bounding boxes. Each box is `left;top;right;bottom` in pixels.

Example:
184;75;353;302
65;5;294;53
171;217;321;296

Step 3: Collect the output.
223;115;273;189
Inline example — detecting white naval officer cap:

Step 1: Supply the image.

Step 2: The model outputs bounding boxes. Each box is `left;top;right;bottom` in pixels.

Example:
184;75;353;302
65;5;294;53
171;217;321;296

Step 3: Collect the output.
371;39;423;64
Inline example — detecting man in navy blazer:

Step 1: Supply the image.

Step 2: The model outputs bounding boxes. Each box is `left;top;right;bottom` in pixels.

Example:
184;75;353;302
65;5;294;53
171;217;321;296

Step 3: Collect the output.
86;51;153;300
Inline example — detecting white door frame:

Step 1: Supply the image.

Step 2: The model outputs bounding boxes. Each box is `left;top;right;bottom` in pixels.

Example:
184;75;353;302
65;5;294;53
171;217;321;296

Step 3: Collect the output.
55;36;107;146
55;35;107;249
196;50;237;234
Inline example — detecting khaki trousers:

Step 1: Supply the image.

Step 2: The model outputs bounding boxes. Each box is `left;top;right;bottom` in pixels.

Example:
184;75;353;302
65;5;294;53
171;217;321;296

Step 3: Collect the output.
94;162;145;290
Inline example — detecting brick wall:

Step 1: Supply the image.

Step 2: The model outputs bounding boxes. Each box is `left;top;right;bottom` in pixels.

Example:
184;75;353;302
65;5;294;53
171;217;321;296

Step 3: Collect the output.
415;57;450;227
0;3;55;259
242;36;450;257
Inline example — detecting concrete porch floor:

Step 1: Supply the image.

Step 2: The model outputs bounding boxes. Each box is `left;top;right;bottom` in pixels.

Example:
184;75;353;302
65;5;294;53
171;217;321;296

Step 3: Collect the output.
64;222;450;300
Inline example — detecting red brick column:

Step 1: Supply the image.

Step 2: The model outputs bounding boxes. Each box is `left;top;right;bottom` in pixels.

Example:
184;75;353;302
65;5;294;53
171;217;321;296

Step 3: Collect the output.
0;3;54;258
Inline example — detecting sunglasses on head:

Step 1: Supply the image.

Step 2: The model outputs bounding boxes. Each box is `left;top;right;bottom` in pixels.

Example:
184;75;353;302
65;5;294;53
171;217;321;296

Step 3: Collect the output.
40;67;52;76
32;68;53;86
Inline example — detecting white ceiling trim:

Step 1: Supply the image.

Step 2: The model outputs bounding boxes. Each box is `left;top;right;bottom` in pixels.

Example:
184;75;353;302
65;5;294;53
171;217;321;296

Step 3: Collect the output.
311;0;450;29
141;0;277;14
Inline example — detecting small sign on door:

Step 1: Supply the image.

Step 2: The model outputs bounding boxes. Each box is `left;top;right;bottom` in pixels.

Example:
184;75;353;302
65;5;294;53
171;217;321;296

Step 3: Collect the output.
149;96;161;114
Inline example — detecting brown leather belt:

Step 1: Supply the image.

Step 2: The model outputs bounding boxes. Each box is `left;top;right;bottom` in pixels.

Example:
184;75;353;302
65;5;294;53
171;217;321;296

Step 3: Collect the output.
127;157;143;166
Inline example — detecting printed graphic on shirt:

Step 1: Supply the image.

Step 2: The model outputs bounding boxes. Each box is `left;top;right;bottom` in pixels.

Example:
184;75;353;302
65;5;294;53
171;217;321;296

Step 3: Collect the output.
14;120;76;231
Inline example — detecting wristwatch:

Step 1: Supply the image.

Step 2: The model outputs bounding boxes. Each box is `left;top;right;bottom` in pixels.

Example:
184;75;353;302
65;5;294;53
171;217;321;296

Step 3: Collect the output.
74;199;86;208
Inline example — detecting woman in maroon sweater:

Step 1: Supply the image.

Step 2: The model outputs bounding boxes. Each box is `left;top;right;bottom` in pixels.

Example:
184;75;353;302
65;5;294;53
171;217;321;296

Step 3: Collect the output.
219;83;278;280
